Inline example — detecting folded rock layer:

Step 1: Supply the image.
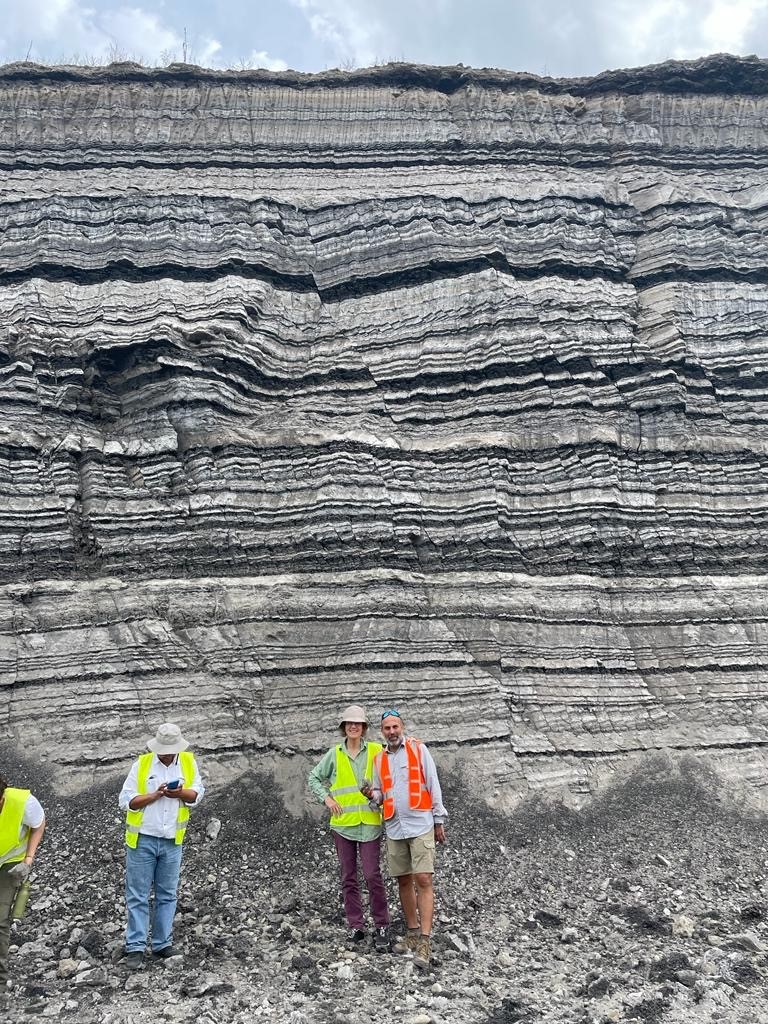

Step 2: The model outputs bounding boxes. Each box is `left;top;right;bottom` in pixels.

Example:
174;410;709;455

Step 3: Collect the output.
1;55;767;800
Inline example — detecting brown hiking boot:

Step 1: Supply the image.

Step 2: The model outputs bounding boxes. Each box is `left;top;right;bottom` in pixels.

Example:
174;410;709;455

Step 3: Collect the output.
393;930;419;954
413;934;431;969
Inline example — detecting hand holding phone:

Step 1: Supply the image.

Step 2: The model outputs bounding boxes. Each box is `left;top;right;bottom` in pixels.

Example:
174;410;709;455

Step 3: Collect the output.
166;780;181;791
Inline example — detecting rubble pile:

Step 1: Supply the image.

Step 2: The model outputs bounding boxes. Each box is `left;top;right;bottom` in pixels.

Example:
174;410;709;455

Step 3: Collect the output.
4;754;768;1023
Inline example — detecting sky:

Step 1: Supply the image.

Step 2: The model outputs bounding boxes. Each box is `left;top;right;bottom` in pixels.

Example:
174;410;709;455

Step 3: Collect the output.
0;0;767;76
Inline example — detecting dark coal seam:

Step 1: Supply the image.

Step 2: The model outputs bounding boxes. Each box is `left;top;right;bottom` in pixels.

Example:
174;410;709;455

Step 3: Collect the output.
3;253;768;299
505;663;767;677
511;738;768;758
0;341;682;385
54;351;760;399
7;609;767;637
59;732;768;769
225;661;768;679
84;361;634;402
8;555;768;585
393;403;690;425
0;259;317;292
10;651;768;675
0;254;629;292
89;364;375;401
3;151;768;177
631;266;768;288
0;192;636;218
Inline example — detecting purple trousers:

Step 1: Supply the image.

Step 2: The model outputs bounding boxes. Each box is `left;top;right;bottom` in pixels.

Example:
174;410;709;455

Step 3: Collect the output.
332;831;390;929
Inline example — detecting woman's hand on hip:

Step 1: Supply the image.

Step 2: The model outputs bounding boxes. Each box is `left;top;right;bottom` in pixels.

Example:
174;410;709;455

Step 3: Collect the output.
324;796;344;816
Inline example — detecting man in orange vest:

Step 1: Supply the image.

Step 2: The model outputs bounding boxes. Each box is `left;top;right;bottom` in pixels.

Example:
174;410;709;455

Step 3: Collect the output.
366;709;447;970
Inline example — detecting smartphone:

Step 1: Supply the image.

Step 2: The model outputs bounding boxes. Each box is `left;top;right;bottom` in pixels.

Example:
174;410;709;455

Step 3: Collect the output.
166;780;181;790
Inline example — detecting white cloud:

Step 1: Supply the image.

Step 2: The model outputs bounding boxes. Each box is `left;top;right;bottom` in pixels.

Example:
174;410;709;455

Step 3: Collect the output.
600;0;768;64
0;0;223;65
196;37;224;66
699;0;766;53
289;0;384;67
246;49;289;71
99;6;180;59
5;0;112;58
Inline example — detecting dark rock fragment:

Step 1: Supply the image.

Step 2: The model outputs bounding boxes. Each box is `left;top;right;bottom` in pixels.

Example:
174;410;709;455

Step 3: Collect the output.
648;951;692;982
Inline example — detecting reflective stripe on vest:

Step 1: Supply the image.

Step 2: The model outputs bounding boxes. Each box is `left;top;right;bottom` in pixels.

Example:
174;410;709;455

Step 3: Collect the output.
376;738;432;820
329;742;383;828
124;751;195;848
0;788;31;866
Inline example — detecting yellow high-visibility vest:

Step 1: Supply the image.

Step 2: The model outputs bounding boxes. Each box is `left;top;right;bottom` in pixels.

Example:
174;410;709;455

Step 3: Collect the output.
0;788;30;866
124;752;196;848
329;742;383;828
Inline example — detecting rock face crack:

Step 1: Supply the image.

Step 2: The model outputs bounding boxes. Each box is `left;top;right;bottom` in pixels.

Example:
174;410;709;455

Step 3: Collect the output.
2;55;768;800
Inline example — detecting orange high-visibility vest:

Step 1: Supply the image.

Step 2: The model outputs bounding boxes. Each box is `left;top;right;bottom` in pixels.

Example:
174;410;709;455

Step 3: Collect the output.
376;738;432;819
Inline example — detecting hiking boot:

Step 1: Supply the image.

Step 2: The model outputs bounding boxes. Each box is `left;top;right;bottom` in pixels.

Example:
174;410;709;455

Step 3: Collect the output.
373;926;390;952
413;934;431;970
152;946;182;960
123;951;144;971
346;928;366;946
393;929;419;954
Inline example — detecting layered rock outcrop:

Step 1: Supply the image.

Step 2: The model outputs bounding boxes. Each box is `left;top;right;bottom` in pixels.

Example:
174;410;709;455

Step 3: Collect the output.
1;55;767;800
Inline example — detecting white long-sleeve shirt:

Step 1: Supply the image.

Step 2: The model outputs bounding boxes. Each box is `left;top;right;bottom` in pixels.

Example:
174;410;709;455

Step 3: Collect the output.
118;753;204;840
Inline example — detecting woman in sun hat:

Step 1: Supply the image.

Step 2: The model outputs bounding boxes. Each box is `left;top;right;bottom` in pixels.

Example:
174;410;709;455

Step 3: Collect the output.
308;705;390;951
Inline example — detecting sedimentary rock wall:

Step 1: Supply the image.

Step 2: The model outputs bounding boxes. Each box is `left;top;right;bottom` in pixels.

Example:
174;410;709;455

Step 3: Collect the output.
1;55;768;800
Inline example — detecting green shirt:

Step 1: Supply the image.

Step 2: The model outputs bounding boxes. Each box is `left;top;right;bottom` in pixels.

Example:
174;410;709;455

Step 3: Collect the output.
308;738;382;842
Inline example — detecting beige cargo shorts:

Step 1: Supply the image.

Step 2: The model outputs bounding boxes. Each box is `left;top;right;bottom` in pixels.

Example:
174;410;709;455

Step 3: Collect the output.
386;828;436;876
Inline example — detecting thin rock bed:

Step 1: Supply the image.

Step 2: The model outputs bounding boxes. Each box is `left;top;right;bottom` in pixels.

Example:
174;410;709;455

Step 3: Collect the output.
4;754;768;1023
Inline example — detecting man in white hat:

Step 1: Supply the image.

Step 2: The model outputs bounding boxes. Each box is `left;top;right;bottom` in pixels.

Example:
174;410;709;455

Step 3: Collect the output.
118;723;204;969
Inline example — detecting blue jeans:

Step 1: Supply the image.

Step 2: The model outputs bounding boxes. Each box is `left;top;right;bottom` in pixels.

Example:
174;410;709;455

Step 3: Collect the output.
124;835;183;952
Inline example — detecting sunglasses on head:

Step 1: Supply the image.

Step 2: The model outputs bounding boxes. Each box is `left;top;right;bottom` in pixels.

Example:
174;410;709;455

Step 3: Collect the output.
380;709;402;721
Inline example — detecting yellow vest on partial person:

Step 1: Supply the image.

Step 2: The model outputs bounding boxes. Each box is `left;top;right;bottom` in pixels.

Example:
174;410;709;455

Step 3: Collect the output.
329;742;383;828
0;787;31;866
124;752;196;848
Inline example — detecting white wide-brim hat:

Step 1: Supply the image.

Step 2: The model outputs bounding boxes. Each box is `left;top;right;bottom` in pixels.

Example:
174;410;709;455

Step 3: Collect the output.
147;722;189;754
339;704;368;725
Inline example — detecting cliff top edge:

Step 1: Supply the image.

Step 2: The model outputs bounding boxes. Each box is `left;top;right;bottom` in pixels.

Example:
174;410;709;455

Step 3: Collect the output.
0;52;766;95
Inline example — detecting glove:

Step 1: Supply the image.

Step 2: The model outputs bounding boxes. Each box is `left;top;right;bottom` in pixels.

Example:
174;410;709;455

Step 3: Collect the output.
8;861;30;881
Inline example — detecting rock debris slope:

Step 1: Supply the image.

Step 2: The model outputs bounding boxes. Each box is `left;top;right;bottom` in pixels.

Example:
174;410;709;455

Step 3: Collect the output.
10;755;768;1024
1;55;768;796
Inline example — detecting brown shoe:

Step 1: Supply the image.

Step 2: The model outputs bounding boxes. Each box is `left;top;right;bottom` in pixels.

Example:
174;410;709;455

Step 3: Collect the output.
393;930;419;954
413;934;431;969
